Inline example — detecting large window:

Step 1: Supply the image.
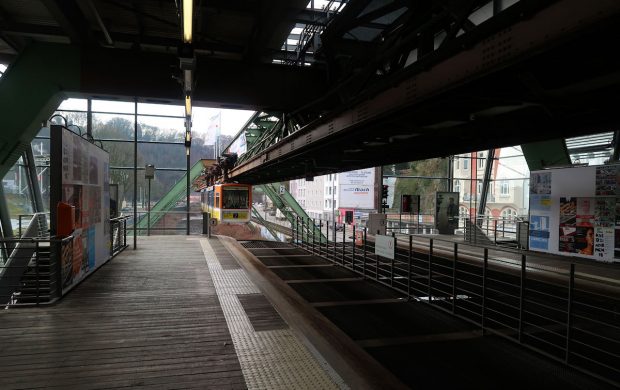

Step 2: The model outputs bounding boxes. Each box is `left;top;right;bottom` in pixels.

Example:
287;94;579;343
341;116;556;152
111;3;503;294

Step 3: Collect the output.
223;187;249;209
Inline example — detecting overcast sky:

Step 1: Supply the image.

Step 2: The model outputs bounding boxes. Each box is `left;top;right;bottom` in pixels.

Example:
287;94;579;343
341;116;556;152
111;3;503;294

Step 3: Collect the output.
57;98;254;139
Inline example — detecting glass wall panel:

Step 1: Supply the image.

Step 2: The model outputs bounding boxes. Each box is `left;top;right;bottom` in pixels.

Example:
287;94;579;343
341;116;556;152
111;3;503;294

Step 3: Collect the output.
137;143;186;170
51;110;88;130
91;99;135;114
487;146;530;219
101;141;134;169
138;102;184;117
2;158;34;228
58;98;87;111
137;116;184;142
93;114;135;140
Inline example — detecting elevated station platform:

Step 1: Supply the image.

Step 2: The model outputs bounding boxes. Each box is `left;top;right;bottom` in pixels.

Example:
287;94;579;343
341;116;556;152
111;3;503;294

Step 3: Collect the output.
0;236;615;389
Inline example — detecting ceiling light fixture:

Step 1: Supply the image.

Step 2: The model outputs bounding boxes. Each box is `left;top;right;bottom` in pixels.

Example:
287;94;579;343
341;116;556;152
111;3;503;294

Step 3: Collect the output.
183;0;193;43
185;95;192;117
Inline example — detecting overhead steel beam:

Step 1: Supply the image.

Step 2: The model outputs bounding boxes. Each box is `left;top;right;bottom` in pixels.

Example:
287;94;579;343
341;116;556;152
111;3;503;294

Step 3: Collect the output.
229;0;620;183
79;47;328;110
41;0;90;44
245;0;311;62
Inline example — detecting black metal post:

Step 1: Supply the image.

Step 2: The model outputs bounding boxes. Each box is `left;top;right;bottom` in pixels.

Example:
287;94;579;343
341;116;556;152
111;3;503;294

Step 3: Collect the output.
453;242;458;313
133;98;138;249
147;178;151;236
363;228;367;278
312;218;315;254
391;232;395;287
565;263;575;364
482;248;488;332
342;223;345;266
35;241;40;305
428;238;433;303
519;254;526;342
352;224;356;270
333;221;337;262
408;235;412;298
186;147;190;236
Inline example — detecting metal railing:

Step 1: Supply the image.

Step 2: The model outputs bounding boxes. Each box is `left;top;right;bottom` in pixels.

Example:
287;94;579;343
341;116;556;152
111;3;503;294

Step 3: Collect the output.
110;216;130;256
290;217;620;387
17;212;50;237
130;210;204;235
0;235;71;306
1;213;130;307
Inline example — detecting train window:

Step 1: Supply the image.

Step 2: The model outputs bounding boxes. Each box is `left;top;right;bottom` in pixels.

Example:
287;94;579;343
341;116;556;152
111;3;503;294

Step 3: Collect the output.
207;189;214;206
215;193;220;208
223;187;249;209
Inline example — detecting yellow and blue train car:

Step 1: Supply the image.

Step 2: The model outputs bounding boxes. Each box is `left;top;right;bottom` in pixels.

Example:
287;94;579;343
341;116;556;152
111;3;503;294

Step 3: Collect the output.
201;183;252;223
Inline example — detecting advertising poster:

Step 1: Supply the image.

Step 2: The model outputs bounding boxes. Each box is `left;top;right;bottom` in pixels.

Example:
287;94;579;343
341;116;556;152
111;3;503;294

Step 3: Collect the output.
51;126;111;294
339;168;376;209
594;227;613;259
339;185;374;209
595;198;615;227
530;172;551;194
595;165;620;196
530;195;552;213
530;166;617;262
576;197;595;226
529;215;550;250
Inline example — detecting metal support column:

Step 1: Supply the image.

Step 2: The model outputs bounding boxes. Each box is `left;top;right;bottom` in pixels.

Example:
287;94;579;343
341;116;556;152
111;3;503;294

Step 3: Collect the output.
477;148;495;224
0;184;13;239
87;98;93;138
186;149;190;235
24;146;44;213
133;98;138;249
612;130;620;161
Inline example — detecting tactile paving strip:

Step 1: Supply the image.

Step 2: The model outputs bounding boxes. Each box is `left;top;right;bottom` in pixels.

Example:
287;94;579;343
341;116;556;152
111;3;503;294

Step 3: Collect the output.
200;238;346;390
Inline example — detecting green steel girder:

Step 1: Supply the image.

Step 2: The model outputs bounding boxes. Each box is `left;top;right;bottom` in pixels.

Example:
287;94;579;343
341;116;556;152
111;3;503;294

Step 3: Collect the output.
235;113;288;165
251;206;281;242
0;43;80;179
135;160;205;231
259;182;326;243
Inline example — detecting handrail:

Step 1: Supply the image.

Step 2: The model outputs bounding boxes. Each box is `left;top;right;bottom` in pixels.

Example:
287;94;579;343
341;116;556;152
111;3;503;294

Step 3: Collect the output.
289;216;620;387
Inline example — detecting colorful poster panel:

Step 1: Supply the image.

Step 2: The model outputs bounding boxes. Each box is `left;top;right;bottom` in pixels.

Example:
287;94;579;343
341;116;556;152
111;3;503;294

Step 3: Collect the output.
529;215;550;250
595;198;615;227
594;227;614;261
530;172;551;194
559;226;594;255
595;165;620;196
576;197;595;227
559;197;576;226
530;195;551;213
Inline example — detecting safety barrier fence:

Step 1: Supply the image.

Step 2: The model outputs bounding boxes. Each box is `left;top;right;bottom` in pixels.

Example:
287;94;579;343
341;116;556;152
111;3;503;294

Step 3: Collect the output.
292;217;620;387
0;235;71;306
17;213;50;238
1;215;129;307
130;211;204;235
383;215;528;248
110;216;130;256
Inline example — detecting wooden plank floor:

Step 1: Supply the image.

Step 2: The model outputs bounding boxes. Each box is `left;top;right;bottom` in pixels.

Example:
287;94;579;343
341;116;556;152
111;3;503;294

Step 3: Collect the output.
0;237;246;390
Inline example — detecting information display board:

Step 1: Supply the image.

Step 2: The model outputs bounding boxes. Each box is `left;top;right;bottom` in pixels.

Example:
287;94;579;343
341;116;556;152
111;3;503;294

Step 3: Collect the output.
529;165;620;262
51;126;111;293
338;168;375;209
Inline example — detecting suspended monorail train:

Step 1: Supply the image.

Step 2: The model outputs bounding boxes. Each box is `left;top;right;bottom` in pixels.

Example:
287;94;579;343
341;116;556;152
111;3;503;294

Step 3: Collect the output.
201;183;252;223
